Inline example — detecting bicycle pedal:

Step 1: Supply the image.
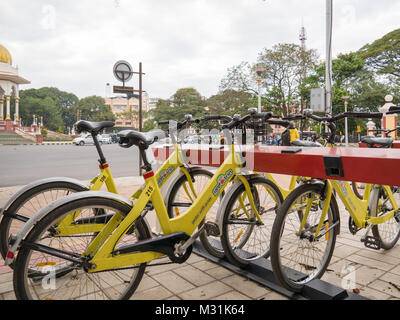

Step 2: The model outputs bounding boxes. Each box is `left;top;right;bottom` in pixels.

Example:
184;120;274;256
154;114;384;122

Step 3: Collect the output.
361;236;381;250
204;222;220;237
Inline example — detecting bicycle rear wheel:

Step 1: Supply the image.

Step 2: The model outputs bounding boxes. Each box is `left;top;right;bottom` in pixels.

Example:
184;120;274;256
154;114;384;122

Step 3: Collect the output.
13;197;151;300
0;181;87;264
371;186;400;250
270;183;338;293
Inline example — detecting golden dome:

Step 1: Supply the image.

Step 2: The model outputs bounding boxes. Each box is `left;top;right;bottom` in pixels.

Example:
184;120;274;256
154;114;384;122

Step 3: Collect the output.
0;45;12;64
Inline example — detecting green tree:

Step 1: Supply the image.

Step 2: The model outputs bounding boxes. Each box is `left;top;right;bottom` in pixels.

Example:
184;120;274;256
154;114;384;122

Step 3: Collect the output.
17;87;79;132
220;43;318;117
206;89;256;116
77;96;115;123
18;95;63;131
359;28;400;79
150;88;206;125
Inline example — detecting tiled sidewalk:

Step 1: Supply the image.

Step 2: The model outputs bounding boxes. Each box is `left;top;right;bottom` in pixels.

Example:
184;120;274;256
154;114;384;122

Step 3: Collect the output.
1;175;400;300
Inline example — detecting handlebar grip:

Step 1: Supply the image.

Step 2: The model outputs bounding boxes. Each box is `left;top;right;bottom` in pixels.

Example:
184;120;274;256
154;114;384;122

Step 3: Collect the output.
387;106;400;115
340;112;382;120
203;115;233;124
251;112;273;120
283;114;305;121
158;120;170;125
308;114;330;122
203;115;221;121
266;119;291;127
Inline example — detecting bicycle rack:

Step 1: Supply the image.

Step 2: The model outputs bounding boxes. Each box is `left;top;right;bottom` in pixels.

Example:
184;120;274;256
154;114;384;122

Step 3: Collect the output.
192;240;368;300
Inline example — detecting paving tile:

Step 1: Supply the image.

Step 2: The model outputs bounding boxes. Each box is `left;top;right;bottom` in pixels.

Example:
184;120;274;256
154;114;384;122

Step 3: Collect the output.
191;259;219;271
346;254;393;271
332;244;360;259
152;271;195;294
144;261;177;276
353;266;385;287
0;280;14;295
379;272;400;287
179;281;231;300
174;264;214;286
221;274;270;299
1;290;16;300
359;286;392;300
388;264;400;276
211;291;251;300
356;249;400;266
205;266;235;280
186;254;205;265
131;285;174;300
136;275;160;292
368;279;400;299
321;271;347;289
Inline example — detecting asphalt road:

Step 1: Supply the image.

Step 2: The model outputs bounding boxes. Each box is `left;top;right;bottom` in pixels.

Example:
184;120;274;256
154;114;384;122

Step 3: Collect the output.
0;143;140;187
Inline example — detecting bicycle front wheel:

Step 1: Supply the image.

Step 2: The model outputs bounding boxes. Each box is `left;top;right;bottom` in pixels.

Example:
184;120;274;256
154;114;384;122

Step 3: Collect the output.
270;183;337;293
220;176;283;268
13;197;151;300
167;168;226;259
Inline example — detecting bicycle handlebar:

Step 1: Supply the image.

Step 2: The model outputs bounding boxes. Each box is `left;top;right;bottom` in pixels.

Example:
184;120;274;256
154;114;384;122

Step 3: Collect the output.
202;114;233;123
387;106;400;115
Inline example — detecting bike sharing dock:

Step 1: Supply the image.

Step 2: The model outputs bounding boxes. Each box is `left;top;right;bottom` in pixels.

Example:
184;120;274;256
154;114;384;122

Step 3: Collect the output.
153;144;400;300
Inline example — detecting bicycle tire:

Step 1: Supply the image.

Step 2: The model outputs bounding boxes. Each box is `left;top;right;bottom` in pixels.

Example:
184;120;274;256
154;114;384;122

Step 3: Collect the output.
371;186;400;250
13;196;151;300
220;176;283;268
0;181;87;265
351;182;364;200
166;168;226;259
270;183;338;293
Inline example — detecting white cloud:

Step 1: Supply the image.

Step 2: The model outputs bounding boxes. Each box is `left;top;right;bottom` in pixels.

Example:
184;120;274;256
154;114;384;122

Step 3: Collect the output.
1;0;399;99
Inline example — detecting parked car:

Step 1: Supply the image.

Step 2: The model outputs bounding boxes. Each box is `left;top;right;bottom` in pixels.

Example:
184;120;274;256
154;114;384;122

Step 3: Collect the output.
99;134;112;144
110;134;119;143
73;134;95;146
184;136;201;144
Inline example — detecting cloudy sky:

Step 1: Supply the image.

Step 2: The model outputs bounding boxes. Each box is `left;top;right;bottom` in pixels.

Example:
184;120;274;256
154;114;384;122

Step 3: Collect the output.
1;0;399;100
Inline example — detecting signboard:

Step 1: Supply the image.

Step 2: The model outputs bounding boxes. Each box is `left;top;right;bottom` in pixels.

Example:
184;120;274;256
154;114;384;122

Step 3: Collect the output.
113;86;134;94
310;88;326;113
113;60;133;84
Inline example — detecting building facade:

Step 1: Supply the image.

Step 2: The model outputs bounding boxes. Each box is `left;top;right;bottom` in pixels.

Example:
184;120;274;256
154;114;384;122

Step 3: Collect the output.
105;92;150;129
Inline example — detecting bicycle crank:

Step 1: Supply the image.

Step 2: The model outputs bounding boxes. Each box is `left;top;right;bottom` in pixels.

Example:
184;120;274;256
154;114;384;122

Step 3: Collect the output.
111;232;192;264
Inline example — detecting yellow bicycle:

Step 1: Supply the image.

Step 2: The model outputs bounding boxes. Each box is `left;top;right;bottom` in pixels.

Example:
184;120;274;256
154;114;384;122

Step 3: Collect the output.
270;110;400;293
1;117;218;264
7;111;283;300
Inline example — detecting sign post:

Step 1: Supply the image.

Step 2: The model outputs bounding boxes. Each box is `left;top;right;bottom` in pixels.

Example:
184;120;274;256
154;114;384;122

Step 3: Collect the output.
112;60;146;174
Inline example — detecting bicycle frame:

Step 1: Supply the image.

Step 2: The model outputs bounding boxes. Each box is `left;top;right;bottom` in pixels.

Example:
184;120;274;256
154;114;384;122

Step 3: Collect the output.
299;180;398;240
263;173;298;199
54;143;196;236
84;144;260;273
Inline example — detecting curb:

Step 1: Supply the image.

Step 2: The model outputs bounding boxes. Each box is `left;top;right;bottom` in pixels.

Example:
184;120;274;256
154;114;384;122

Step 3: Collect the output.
0;142;73;146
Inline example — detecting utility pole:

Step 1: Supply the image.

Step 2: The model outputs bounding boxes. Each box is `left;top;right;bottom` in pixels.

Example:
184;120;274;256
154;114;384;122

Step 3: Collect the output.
325;0;333;117
299;23;307;138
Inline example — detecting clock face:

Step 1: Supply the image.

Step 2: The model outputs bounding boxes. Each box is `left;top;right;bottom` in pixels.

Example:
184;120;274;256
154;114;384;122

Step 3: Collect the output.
113;60;133;83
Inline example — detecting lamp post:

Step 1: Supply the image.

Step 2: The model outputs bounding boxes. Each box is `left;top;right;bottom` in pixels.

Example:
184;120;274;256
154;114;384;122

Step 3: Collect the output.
253;64;266;113
342;96;350;146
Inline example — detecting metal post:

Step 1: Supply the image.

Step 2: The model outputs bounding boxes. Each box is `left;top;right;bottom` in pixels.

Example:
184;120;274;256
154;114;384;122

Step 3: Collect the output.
139;62;143;175
343;97;349;146
325;0;333;117
257;78;262;113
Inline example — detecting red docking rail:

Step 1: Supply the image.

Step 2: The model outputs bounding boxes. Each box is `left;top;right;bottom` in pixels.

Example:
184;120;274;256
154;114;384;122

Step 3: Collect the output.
153;144;400;187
